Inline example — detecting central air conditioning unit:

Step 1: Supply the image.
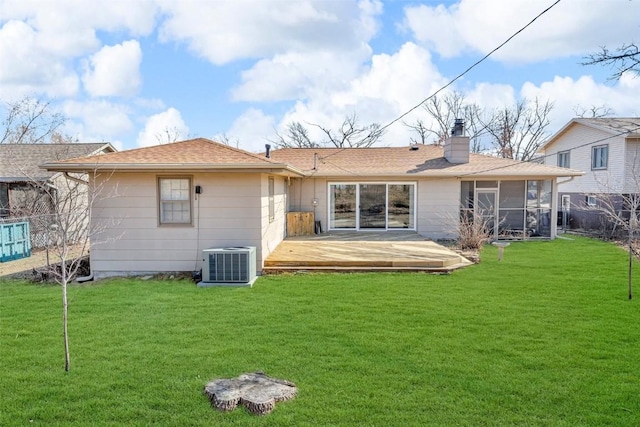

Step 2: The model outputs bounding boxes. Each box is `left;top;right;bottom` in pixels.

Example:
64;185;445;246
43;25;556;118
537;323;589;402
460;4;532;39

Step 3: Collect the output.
199;246;257;287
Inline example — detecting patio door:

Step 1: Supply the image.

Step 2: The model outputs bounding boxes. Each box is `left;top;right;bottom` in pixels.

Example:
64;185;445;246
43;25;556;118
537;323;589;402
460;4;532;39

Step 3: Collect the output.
476;189;497;240
329;183;415;230
359;184;386;229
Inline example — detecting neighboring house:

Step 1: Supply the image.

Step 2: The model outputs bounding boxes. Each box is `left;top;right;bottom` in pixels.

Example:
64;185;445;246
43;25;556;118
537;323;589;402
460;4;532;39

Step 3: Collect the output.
540;118;640;230
0;143;116;247
42;134;581;279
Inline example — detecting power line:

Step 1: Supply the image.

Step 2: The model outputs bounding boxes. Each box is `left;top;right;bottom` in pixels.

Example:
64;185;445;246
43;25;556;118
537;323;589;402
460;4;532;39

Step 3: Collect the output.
320;0;562;162
377;0;562;134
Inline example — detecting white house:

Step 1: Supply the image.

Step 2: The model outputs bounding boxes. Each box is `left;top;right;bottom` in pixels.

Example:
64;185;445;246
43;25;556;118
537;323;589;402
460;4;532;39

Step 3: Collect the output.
540;118;640;229
42;133;581;279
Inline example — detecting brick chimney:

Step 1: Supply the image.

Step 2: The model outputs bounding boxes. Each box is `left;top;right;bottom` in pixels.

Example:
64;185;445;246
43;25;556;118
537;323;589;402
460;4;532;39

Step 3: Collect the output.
444;118;470;164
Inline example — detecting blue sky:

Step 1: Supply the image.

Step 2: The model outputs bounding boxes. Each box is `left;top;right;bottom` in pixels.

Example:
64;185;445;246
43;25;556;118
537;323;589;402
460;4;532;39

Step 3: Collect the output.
1;0;639;152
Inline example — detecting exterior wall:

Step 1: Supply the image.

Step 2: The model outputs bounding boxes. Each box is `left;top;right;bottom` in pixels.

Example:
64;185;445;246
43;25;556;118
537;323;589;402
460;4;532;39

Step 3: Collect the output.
290;177;460;240
545;124;637;231
260;174;287;267
558;192;629;233
417;179;460;239
90;172;266;278
543;124;626;194
624;139;640;193
289;177;327;233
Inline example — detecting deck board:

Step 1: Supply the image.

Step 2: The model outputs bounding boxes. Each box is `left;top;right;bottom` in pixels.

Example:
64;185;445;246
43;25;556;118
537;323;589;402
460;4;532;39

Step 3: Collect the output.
264;232;472;272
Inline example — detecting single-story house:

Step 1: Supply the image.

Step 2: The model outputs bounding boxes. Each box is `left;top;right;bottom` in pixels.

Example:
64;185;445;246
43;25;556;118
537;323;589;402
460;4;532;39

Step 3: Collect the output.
41;132;582;279
540;117;640;230
1;143;115;247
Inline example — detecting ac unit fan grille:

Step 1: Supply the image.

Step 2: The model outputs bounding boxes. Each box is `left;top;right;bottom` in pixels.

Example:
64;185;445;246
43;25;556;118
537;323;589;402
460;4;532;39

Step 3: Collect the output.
207;252;249;283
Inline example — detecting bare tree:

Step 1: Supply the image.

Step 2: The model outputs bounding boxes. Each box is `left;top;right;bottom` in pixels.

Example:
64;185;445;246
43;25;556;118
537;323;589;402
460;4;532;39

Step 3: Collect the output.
583;149;640;299
482;98;553;161
404;91;492;152
573;104;614;119
35;168;121;371
0;97;65;144
404;118;430;145
583;43;640;80
273;113;385;148
272;121;320;148
214;132;241;148
155;126;184;145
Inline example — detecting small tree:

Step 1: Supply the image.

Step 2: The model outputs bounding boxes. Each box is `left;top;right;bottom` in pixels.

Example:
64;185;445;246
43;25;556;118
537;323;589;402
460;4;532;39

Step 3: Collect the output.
584;148;640;299
584;189;639;300
37;168;120;371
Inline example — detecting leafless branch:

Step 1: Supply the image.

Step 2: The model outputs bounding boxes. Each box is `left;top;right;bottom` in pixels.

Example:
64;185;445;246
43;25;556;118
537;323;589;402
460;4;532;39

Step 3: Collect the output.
582;43;640;80
0;97;65;144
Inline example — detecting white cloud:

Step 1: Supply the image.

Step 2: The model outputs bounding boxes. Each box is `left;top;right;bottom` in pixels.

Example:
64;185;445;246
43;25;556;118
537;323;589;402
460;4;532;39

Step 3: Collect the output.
157;0;382;65
231;47;371;102
0;0;156;98
273;42;447;147
0;20;79;99
520;74;640;130
227;108;275;153
82;40;143;97
403;0;640;63
136;107;190;147
63;100;134;142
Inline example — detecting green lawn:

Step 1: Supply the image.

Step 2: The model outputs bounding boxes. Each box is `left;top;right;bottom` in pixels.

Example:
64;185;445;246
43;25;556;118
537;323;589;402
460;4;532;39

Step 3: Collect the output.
1;236;639;426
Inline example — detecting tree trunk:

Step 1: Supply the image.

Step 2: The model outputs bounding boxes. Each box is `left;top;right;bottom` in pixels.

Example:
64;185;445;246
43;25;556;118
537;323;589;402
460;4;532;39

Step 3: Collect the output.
62;277;70;371
629;232;634;300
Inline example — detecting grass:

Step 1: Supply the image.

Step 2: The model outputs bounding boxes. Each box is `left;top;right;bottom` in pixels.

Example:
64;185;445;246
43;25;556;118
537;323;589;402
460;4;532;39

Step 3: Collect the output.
1;236;639;426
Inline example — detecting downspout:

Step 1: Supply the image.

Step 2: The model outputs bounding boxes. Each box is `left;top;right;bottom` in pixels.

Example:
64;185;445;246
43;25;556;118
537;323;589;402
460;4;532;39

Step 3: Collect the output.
557;176;576;186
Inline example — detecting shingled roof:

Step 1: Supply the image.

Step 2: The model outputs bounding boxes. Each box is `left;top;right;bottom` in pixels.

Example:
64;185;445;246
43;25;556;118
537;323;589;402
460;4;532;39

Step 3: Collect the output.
0;143;115;182
542;117;640;151
269;145;582;178
41;138;581;179
41;138;303;175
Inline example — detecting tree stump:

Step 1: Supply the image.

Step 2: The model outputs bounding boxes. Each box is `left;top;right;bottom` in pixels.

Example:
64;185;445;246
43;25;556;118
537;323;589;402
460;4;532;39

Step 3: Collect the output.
204;372;297;415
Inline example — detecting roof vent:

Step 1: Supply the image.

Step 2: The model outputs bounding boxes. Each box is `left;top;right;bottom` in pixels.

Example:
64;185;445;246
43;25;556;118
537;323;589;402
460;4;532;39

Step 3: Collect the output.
410;144;419;151
265;144;271;158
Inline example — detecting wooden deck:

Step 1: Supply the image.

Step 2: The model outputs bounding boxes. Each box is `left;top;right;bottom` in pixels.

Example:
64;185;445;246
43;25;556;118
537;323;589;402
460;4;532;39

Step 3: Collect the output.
263;231;472;273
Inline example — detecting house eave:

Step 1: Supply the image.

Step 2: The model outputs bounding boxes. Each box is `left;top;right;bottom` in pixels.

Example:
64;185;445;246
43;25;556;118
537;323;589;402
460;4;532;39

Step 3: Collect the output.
40;162;305;177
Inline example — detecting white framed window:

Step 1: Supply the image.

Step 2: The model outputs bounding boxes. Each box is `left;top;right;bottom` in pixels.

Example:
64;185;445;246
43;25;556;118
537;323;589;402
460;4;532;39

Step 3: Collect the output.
592;145;608;170
158;177;192;225
268;176;275;223
557;151;570;168
586;195;597;207
328;182;416;230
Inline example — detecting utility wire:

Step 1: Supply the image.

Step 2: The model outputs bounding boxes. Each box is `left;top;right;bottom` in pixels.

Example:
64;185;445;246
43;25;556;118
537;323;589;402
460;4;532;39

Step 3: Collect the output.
377;0;562;134
319;0;562;162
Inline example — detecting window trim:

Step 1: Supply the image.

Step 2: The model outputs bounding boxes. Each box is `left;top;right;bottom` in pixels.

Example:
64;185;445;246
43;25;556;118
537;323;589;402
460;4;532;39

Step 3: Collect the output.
557;150;570;168
157;176;193;226
327;181;417;231
591;145;608;170
586;195;597;207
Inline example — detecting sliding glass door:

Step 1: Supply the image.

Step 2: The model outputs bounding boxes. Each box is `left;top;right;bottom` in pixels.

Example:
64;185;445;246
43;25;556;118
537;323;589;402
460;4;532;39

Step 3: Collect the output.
359;184;386;229
329;182;415;230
